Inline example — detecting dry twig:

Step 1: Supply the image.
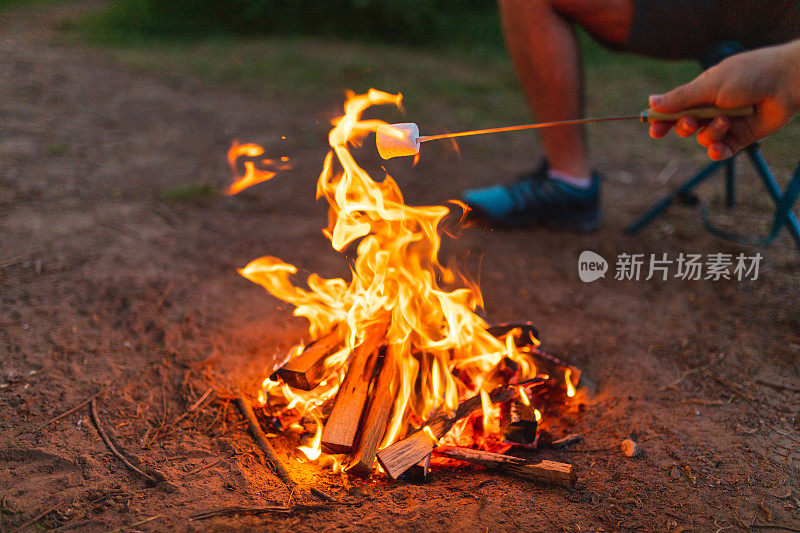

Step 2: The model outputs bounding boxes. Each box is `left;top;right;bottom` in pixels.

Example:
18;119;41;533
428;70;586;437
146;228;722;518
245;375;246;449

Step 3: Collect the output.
89;398;159;485
106;514;162;533
550;433;584;449
310;487;335;502
708;373;755;401
756;378;800;394
37;390;103;432
236;392;297;490
184;456;226;477
12;502;61;532
661;356;721;392
46;519;95;532
189;504;330;521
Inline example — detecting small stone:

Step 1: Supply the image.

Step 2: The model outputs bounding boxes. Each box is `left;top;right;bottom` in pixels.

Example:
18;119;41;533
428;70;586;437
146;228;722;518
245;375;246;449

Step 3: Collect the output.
621;438;642;457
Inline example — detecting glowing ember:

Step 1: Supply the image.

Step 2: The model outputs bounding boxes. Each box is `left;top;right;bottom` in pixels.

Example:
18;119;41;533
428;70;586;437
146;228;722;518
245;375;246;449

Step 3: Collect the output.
228;89;578;475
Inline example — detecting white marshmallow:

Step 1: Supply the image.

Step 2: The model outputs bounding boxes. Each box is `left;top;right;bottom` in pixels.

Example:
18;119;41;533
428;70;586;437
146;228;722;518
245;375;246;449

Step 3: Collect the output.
376;123;420;160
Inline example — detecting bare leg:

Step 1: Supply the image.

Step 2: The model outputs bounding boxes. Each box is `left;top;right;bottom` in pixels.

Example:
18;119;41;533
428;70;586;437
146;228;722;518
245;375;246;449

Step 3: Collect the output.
498;0;634;177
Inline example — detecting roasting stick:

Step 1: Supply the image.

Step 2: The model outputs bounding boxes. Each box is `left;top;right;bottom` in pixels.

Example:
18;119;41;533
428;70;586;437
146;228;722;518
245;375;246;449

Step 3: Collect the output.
375;105;755;159
416;115;640;143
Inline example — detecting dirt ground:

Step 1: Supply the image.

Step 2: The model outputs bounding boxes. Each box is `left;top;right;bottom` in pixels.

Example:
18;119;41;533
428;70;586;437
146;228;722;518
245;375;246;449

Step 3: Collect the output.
2;4;800;532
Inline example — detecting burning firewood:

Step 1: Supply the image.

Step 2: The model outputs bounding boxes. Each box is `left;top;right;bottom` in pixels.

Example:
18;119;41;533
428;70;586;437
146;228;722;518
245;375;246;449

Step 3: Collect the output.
405;453;431;482
276;328;344;391
437;447;576;488
346;345;397;477
376;384;521;479
502;399;538;445
487;323;581;394
321;324;387;454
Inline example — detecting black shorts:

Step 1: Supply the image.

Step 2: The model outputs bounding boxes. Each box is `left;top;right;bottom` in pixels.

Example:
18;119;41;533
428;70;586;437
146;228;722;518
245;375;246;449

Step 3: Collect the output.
625;0;800;59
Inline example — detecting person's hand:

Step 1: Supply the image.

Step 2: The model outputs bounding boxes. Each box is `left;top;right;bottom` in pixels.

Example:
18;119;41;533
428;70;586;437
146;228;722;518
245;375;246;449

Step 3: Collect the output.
648;40;800;160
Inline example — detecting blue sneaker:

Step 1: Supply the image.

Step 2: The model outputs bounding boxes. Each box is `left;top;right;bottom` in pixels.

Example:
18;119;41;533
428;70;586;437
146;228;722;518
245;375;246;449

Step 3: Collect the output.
463;160;601;231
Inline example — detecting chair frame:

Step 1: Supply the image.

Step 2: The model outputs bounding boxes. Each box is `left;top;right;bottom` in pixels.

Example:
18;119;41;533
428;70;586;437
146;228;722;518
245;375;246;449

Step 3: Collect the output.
625;41;800;252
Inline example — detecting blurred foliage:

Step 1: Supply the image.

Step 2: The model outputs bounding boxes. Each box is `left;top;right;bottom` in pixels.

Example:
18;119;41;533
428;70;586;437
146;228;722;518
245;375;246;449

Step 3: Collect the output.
82;0;504;51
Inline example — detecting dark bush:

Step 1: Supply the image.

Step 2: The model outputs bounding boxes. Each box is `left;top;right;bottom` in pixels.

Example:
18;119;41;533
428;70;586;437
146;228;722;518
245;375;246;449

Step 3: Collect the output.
89;0;504;49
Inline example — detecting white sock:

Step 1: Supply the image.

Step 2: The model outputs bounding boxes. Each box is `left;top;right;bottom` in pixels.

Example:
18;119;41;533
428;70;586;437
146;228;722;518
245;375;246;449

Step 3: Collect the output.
548;168;592;189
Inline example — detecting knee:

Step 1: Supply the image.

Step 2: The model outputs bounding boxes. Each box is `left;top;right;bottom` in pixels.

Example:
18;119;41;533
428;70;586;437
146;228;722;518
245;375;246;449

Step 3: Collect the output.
499;0;556;17
549;0;601;18
500;0;598;24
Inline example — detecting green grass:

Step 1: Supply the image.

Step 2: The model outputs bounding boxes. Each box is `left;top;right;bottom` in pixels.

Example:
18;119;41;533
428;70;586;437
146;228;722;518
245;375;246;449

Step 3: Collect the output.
71;0;505;51
61;15;701;131
160;183;219;204
59;3;798;176
0;0;63;8
46;142;68;155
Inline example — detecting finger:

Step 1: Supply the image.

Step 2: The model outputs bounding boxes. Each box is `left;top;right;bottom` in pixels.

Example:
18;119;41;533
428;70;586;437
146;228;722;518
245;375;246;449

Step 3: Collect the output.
675;117;701;137
649;121;674;139
649;70;719;113
708;142;733;161
697;116;731;146
696;126;712;148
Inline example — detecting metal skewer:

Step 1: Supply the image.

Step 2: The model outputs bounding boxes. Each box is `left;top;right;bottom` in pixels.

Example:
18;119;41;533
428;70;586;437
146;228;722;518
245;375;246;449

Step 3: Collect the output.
417;116;642;143
416;106;754;143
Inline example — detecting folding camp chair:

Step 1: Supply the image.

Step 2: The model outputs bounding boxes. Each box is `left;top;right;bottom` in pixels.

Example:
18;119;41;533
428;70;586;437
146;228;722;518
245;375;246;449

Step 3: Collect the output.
625;42;800;252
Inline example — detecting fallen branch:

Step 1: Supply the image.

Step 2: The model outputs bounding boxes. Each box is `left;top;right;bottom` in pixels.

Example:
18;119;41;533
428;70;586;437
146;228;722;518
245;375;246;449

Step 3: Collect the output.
309;487;335;502
550;433;584;449
12;502;61;532
36;389;103;432
184;456;226;477
756;378;800;394
172;387;215;426
189;504;330;521
89;398;161;486
660;358;719;392
106;515;162;533
708;372;755;401
47;519;95;532
438;447;576;488
236;392;297;490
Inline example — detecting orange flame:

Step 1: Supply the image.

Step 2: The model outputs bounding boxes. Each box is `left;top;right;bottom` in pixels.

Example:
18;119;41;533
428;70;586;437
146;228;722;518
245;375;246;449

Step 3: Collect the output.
237;90;563;470
565;368;576;398
226;140;291;195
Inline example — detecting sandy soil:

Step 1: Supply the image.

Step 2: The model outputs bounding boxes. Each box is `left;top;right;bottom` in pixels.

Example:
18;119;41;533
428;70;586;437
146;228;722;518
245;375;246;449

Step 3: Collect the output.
2;4;799;532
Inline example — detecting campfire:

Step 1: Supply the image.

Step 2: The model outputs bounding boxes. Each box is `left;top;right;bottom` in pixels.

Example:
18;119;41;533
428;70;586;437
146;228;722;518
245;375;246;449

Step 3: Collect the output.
227;89;581;485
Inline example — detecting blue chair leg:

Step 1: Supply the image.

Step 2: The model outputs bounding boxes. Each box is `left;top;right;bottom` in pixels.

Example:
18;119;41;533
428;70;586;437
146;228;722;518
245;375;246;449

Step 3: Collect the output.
745;147;800;249
626;159;725;234
725;158;735;208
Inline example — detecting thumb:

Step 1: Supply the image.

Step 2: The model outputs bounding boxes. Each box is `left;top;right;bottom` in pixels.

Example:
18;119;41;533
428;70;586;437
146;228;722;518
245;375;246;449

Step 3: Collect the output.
650;73;719;113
